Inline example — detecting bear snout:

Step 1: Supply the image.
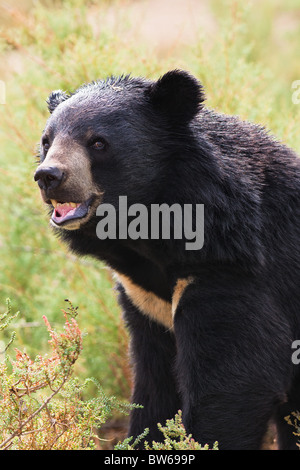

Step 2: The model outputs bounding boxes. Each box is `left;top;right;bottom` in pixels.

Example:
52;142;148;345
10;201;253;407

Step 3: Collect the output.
34;166;65;191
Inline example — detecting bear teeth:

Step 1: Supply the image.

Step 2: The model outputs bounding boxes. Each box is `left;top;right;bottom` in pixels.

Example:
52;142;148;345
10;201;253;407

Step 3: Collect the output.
50;199;80;208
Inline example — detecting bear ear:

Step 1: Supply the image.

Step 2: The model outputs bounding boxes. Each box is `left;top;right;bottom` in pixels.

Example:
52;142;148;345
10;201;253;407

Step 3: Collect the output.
148;70;205;123
46;90;69;114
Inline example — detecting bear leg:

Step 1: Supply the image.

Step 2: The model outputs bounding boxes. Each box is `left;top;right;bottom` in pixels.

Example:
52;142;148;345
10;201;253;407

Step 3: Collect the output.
120;288;181;445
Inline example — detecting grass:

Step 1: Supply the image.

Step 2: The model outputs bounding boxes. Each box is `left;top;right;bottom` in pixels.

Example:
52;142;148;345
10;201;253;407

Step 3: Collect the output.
0;0;299;406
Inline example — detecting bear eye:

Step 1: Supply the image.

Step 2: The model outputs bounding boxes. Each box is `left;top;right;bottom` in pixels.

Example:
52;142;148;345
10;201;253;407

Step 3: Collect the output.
42;138;50;154
89;138;107;151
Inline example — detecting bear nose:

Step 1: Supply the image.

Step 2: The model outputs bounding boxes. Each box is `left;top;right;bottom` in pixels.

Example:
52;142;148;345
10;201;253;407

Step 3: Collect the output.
34;166;64;191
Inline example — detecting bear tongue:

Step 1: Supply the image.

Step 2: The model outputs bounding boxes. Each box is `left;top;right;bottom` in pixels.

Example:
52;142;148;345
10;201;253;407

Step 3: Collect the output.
51;201;90;225
55;204;76;219
54;204;77;220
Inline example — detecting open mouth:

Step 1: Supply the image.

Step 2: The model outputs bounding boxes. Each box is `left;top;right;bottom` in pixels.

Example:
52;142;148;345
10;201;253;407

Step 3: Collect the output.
50;197;93;227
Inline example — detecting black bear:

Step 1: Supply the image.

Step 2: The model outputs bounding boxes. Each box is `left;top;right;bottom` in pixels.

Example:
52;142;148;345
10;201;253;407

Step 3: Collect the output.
34;70;300;450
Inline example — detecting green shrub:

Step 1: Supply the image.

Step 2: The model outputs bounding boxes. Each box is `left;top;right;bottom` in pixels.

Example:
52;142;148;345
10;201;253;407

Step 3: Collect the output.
115;410;218;450
285;412;300;449
0;300;136;450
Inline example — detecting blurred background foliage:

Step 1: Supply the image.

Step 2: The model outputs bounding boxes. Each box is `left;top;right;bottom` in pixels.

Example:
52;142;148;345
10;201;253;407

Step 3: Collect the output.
0;0;299;402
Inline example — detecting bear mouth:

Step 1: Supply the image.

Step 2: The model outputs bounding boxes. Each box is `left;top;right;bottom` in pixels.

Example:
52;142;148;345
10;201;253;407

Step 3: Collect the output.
49;196;94;229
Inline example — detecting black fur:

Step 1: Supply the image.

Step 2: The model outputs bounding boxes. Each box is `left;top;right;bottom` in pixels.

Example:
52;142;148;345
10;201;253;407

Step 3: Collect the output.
37;70;300;449
46;90;69;113
147;69;205;122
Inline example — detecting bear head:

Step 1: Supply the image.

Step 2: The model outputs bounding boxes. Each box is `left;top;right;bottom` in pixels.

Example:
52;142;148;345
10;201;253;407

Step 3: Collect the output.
34;70;205;232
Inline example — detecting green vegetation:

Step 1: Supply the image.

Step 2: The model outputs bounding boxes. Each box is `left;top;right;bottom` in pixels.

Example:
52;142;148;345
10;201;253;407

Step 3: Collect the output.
116;410;218;450
0;0;299;447
285;412;300;449
0;300;136;450
0;300;210;450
